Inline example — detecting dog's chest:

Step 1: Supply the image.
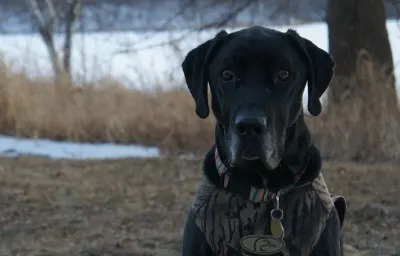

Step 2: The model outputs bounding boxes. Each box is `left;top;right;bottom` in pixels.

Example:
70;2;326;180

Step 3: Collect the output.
191;174;333;256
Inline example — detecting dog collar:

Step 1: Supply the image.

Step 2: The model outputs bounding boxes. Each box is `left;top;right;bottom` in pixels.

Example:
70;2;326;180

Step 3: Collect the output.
214;147;307;203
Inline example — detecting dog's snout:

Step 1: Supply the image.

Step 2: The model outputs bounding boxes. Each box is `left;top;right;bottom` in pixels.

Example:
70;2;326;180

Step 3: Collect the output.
235;116;267;136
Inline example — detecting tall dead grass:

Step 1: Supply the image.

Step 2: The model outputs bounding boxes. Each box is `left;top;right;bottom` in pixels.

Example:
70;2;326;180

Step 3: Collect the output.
0;61;215;151
307;50;400;161
0;54;399;160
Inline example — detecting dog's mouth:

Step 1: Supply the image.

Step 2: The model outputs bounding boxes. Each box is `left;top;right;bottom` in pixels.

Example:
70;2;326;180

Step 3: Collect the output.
242;148;260;161
227;129;282;170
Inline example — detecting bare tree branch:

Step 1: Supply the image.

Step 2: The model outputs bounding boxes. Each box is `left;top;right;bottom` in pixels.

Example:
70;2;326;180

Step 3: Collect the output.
44;0;57;33
63;0;82;76
26;0;62;79
201;0;257;29
116;0;258;54
25;0;45;26
26;0;82;83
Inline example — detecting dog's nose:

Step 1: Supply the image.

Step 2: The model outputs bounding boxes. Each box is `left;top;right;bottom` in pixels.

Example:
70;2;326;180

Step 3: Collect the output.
235;116;267;136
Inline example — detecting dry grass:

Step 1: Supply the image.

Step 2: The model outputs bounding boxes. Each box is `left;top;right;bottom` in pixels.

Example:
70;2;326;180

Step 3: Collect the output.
0;61;214;151
0;53;399;255
1;54;400;160
308;51;400;161
0;156;398;255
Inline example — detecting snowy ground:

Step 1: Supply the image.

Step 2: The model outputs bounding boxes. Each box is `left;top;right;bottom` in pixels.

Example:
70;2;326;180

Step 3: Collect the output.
1;21;400;90
0;136;160;159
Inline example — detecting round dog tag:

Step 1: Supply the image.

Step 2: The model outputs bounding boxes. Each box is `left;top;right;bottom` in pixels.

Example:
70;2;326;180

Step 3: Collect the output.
240;234;286;255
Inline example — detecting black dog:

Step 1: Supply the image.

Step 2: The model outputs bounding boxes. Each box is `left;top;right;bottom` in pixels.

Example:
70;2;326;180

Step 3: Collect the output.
181;26;346;256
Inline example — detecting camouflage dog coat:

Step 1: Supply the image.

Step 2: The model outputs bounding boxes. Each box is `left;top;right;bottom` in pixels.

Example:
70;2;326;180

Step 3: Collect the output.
191;150;346;256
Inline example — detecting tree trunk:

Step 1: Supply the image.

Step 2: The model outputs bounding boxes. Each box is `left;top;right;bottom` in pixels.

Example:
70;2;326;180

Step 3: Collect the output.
63;0;82;79
39;27;62;81
325;0;399;160
26;0;81;85
327;0;397;105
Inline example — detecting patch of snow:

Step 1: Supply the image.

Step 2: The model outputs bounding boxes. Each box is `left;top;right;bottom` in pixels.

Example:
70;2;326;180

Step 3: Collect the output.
0;135;160;160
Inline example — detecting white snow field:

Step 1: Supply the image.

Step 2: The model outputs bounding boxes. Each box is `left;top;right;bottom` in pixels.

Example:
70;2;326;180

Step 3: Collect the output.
1;21;399;90
0;135;160;159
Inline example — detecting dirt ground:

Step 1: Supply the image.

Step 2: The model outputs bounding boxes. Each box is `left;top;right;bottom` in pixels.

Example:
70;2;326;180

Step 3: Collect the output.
0;155;399;256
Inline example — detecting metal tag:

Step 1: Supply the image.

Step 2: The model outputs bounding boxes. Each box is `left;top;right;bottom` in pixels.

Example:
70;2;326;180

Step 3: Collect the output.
270;217;284;239
240;234;286;255
240;194;289;255
270;194;285;239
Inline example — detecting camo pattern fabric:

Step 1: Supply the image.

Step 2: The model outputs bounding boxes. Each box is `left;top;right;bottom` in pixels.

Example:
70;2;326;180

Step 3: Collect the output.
191;173;344;256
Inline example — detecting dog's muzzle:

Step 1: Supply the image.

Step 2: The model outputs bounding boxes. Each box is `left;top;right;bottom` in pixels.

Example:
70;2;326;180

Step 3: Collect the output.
226;112;282;169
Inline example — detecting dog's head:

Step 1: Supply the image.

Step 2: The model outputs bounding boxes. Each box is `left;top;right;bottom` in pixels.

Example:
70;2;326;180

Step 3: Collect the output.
182;26;335;170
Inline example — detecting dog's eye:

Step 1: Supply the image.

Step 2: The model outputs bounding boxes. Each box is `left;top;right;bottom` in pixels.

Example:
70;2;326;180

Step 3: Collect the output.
278;69;290;81
221;70;235;81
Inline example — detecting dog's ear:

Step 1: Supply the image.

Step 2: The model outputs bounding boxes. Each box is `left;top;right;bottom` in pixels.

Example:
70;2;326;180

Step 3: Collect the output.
181;30;228;119
286;29;335;116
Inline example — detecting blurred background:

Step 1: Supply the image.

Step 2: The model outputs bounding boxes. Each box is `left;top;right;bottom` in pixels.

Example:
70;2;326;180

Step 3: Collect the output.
0;0;399;255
